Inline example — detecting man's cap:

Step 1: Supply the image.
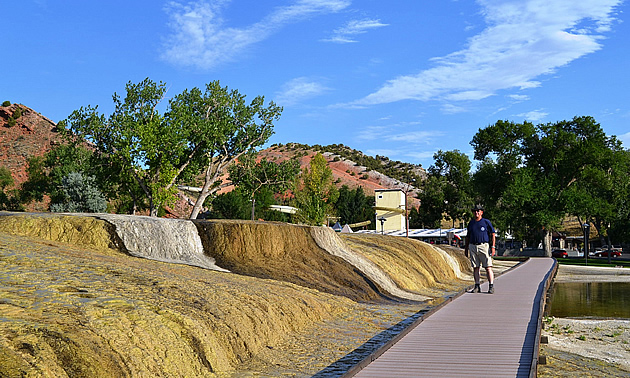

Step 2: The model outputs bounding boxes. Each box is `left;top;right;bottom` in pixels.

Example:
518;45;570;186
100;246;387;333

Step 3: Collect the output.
472;204;484;211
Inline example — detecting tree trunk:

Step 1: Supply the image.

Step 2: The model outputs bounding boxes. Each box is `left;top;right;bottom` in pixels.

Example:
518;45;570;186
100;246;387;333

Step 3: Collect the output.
543;229;552;257
251;196;256;221
149;196;158;217
189;165;215;219
189;192;210;219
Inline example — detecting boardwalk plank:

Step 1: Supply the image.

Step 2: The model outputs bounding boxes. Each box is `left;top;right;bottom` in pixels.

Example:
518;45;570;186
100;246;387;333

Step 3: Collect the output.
351;258;555;378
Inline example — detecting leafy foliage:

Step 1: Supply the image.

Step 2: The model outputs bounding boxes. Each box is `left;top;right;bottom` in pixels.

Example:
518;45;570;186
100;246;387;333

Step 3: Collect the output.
62;78;281;218
429;150;473;227
413;175;446;229
166;81;281;219
0;166;22;211
471;116;627;254
206;189;251;220
50;172;107;213
292;153;339;225
0;166;13;190
334;185;374;227
227;152;300;219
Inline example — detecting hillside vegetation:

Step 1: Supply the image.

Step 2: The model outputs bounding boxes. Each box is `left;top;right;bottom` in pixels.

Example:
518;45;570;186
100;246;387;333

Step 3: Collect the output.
268;142;426;188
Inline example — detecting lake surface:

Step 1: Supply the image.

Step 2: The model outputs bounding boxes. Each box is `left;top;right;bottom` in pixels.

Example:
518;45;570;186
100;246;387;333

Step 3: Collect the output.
547;282;630;319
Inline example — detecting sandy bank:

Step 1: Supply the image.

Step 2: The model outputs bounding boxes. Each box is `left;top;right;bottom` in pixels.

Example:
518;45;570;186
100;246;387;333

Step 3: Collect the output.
553;264;630;283
538;264;630;376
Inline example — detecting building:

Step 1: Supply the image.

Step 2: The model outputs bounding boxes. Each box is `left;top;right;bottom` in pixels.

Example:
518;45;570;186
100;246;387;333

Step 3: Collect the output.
374;189;406;232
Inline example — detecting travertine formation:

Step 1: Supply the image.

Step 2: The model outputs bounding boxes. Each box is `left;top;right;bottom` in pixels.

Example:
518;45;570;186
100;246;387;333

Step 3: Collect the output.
0;212;472;377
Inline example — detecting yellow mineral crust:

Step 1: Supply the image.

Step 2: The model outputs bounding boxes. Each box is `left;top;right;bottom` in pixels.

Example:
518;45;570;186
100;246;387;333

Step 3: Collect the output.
194;220;394;302
340;234;473;297
0;231;353;377
0;213;472;377
0;212;122;251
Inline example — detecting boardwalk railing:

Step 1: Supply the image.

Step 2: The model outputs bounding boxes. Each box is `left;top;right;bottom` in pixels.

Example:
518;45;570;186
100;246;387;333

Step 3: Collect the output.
343;258;556;378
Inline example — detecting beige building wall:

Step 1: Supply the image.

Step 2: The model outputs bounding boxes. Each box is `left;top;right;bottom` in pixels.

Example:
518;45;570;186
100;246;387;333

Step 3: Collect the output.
374;189;406;231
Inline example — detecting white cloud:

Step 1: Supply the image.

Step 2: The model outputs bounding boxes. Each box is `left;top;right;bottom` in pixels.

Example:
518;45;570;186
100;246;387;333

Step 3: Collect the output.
364;148;399;157
161;0;351;69
274;77;330;106
387;130;444;144
508;94;530;102
352;0;622;106
618;132;630;149
441;103;468;114
322;18;388;43
405;150;438;162
357;125;443;145
515;109;549;122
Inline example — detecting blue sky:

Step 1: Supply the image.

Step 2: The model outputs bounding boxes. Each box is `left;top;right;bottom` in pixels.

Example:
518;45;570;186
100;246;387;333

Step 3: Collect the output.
2;0;628;169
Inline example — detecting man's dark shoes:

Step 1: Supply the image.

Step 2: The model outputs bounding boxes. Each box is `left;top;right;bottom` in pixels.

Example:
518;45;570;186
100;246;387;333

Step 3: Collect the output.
469;285;481;293
488;285;495;294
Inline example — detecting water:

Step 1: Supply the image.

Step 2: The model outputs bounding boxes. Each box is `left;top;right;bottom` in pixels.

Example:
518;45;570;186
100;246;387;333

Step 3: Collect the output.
547;282;630;319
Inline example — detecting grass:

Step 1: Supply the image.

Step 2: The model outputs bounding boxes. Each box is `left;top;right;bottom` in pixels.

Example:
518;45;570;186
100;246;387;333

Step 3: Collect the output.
495;255;630;269
553;258;630;268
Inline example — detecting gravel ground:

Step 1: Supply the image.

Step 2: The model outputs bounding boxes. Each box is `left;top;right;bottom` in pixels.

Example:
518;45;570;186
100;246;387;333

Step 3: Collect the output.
538;264;630;377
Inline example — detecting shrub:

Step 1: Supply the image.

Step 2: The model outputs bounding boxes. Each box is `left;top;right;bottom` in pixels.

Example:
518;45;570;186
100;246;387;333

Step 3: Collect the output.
1;101;10;107
6;107;22;127
0;166;22;211
50;172;107;213
0;166;13;190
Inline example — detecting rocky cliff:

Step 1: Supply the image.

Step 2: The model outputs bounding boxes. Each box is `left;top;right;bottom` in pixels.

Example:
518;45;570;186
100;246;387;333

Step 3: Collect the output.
0;212;472;377
0;103;60;188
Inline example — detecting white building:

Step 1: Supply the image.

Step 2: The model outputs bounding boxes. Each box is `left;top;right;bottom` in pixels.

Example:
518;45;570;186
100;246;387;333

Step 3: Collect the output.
374;189;406;232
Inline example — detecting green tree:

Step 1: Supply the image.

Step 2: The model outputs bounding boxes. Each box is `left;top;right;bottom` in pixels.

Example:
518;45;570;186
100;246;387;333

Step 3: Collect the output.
168;82;281;219
63;79;281;218
415;175;446;228
292;153;339;225
429;150;473;227
0;166;22;211
608;150;630;242
20;143;102;205
334;185;375;227
206;189;251;220
50;172;107;213
227;152;300;220
564;140;629;250
0;166;13;191
63;79;177;216
471;116;623;256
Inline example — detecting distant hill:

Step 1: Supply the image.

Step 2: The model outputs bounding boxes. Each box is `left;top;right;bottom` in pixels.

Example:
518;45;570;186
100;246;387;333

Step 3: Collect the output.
0;102;61;188
0;103;424;216
258;143;425;197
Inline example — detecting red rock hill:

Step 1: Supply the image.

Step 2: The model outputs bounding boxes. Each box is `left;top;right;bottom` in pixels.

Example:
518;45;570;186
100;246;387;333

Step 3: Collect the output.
0;103;61;187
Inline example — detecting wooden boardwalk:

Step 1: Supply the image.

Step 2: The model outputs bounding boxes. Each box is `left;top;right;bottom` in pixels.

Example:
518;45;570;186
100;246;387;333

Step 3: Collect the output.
348;258;556;378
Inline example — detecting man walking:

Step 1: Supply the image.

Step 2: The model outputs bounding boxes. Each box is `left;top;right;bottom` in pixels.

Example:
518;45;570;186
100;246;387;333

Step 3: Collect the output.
464;204;496;294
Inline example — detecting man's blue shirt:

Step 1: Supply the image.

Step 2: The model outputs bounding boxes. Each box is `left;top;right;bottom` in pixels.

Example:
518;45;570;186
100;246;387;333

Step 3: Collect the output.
467;218;495;244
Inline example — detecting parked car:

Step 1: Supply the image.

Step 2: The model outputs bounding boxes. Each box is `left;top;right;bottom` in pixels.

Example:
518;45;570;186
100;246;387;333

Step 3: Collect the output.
600;245;622;252
593;250;621;258
552;249;568;258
